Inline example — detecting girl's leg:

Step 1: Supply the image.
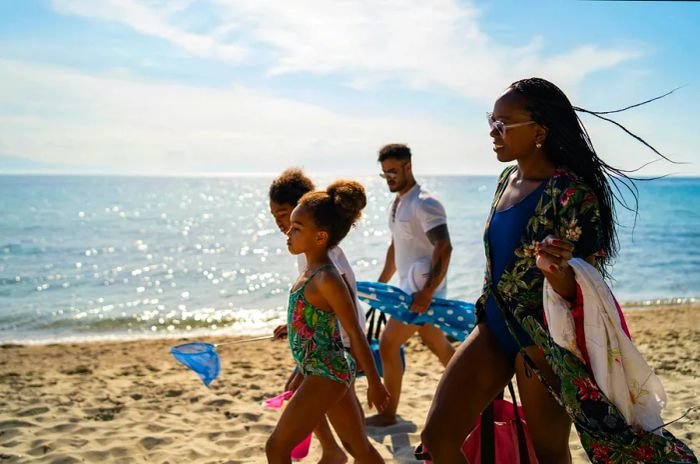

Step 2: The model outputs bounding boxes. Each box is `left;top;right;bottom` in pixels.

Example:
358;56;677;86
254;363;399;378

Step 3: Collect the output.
421;323;514;463
266;376;348;464
314;417;347;464
515;347;572;464
326;387;384;463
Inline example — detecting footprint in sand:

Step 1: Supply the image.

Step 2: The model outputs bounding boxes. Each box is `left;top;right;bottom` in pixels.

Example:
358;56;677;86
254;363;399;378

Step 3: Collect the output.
0;420;36;430
164;389;183;398
239;412;261;421
206;399;233;408
84;406;124;421
140;436;173;450
62;366;92;375
16;407;49;417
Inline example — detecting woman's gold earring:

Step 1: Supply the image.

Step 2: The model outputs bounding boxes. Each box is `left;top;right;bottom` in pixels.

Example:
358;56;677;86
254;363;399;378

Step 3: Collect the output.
536;142;542;149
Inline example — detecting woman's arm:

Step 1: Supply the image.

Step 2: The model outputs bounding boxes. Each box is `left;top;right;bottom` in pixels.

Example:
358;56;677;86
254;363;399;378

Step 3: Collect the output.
538;179;604;300
536;236;577;300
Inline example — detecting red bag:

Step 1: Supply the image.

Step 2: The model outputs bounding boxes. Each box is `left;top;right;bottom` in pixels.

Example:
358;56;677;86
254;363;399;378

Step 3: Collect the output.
462;382;538;464
413;383;538;463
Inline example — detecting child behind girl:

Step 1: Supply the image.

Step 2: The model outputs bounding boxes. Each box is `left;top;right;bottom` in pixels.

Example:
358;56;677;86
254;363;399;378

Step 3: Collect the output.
266;180;389;463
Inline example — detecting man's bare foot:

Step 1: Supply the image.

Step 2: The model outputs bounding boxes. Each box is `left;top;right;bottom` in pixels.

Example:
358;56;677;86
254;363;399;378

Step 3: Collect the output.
318;450;348;464
365;412;397;427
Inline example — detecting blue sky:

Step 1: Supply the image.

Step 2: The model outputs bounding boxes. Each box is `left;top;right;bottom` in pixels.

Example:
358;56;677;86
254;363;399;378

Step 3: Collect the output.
0;0;698;176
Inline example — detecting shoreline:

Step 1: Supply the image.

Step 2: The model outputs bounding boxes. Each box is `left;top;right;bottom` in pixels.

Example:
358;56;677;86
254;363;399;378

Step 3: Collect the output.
2;300;698;347
1;305;698;463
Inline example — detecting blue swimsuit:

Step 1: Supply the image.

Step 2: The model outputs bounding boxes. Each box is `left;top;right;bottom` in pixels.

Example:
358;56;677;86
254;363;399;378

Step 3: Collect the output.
484;182;545;359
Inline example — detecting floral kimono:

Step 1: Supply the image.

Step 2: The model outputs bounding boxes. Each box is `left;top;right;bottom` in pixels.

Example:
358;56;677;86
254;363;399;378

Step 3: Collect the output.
475;165;697;464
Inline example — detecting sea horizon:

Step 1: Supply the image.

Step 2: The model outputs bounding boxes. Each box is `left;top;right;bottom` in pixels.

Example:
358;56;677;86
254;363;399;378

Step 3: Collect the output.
2;174;698;345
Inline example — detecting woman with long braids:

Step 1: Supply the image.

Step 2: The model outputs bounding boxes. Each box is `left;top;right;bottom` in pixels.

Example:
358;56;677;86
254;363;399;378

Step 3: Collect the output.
420;78;697;463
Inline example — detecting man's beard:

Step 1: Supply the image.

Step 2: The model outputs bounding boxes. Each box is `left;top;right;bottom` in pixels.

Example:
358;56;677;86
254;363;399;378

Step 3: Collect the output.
388;179;405;192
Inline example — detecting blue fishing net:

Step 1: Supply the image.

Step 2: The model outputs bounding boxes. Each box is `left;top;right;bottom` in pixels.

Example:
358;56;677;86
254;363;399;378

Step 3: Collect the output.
170;342;221;386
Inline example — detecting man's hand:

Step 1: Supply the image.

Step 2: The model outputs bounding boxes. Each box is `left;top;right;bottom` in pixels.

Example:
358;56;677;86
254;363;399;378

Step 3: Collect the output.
410;287;434;314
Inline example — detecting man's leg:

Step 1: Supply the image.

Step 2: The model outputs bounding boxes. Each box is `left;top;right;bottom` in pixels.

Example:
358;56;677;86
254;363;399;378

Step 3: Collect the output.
417;323;455;367
365;317;418;426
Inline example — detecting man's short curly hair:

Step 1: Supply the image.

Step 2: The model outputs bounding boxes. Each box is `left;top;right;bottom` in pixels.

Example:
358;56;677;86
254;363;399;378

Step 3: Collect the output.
378;144;411;162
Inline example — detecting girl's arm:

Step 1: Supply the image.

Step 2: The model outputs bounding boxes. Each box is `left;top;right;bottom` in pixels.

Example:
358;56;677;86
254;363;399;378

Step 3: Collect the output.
317;270;389;411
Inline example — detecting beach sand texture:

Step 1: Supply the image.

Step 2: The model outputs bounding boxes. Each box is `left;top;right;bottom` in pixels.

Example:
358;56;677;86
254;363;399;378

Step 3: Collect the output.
1;306;697;463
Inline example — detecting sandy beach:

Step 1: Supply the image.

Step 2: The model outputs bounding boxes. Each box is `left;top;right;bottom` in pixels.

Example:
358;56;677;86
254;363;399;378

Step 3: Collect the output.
1;305;698;463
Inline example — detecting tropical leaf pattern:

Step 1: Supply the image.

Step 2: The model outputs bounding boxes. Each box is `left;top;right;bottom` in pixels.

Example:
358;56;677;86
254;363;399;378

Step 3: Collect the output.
475;165;697;463
287;268;355;385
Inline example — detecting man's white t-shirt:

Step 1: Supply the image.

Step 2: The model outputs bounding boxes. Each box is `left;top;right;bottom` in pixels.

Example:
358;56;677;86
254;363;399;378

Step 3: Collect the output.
296;247;366;348
389;183;448;297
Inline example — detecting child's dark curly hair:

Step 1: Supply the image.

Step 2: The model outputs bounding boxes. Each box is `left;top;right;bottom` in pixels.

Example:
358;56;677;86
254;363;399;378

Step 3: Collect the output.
299;180;366;247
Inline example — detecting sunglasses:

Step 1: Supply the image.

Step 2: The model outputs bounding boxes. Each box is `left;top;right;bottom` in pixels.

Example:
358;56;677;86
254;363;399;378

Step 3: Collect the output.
379;162;409;180
487;112;536;138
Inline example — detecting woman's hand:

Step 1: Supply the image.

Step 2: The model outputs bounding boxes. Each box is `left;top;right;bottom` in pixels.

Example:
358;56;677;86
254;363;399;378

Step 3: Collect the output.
536;234;577;300
536;235;574;275
273;324;288;340
367;380;390;412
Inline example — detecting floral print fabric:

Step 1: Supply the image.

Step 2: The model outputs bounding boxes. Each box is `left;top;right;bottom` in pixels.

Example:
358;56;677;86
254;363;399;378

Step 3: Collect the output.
287;266;355;385
476;165;697;463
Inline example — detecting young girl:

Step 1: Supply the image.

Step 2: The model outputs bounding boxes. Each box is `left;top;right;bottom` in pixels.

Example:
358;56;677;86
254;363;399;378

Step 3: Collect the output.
266;180;389;463
268;169;368;463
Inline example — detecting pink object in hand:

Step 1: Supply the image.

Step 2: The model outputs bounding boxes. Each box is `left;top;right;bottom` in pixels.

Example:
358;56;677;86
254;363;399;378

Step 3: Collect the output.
261;391;313;460
262;391;293;409
291;433;313;460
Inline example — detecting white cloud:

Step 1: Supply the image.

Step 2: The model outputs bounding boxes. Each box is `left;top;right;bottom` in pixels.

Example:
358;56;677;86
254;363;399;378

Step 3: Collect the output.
51;0;248;62
50;0;644;100
0;59;495;174
1;57;695;176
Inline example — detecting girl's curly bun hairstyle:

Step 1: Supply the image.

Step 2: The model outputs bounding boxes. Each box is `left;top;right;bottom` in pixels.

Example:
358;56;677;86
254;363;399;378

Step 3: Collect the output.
299;180;366;247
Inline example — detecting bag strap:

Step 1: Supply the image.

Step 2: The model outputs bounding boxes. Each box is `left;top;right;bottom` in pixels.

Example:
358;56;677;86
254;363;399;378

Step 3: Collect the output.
489;284;563;407
508;381;530;464
481;401;496;464
376;311;387;340
365;305;389;342
365;307;377;342
480;389;504;464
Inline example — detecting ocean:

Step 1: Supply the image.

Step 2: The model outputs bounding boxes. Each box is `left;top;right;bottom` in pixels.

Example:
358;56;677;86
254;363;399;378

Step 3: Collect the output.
1;174;698;344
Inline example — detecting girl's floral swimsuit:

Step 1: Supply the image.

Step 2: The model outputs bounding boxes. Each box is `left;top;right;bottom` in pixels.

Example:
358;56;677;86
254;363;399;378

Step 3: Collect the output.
288;264;355;385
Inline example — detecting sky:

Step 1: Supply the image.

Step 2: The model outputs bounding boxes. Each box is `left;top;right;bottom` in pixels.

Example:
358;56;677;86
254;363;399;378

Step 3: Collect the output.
0;0;698;176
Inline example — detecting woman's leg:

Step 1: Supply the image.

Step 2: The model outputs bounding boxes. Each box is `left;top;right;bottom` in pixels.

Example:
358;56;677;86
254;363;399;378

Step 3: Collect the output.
326;386;384;463
515;347;572;464
266;376;348;464
421;323;514;463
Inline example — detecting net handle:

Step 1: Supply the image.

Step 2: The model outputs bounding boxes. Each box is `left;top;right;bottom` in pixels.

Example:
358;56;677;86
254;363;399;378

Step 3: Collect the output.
215;335;275;347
